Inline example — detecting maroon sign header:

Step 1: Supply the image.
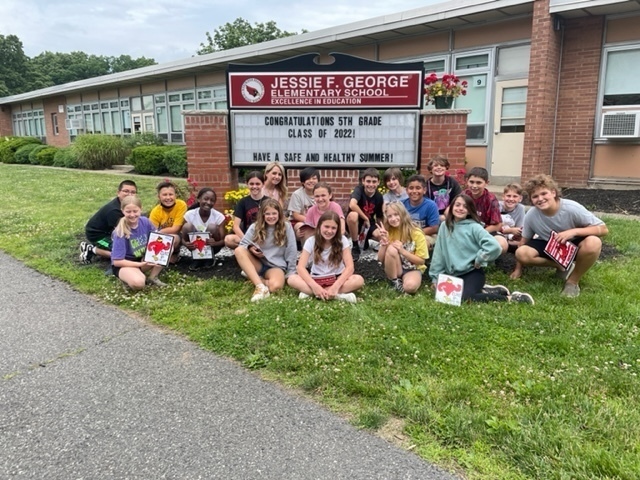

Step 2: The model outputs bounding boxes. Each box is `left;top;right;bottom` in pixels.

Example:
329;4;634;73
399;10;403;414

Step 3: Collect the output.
229;72;422;109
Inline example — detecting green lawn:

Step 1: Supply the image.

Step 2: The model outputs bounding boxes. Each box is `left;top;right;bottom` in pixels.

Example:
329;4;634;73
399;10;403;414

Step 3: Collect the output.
1;164;639;480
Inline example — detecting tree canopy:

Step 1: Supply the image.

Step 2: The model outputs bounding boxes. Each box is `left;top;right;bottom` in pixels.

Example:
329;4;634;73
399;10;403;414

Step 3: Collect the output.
0;32;156;97
197;17;305;54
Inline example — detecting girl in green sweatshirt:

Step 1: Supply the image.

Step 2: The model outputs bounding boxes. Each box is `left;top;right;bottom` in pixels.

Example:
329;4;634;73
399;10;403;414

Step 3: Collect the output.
429;194;534;304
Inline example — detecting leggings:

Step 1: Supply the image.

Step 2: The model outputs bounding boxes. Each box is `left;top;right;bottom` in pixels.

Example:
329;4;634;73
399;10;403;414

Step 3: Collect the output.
459;268;507;303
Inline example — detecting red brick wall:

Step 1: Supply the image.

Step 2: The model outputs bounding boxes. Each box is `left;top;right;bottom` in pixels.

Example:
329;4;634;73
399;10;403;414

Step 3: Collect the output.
184;110;469;210
552;16;604;186
522;0;561;181
184;112;238;210
0;105;13;137
43;97;69;147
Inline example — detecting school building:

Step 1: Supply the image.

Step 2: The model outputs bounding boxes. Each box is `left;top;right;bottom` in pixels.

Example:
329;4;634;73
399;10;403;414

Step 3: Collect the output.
1;0;639;188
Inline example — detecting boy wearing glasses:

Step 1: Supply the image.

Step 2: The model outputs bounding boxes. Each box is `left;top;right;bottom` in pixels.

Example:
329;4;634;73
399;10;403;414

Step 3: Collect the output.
80;180;138;264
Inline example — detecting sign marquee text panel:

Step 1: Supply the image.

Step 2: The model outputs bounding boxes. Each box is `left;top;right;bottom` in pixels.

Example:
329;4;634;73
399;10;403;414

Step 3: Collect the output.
230;110;419;168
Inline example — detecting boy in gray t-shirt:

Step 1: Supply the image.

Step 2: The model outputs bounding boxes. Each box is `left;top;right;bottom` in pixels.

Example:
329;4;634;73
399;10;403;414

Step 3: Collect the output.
515;174;608;298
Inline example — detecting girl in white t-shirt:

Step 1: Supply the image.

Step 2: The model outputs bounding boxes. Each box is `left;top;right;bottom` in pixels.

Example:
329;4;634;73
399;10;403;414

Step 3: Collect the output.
180;187;226;270
287;211;364;303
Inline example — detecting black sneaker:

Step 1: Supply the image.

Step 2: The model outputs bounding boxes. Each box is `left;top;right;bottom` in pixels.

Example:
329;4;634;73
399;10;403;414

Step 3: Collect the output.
483;284;510;296
390;278;404;293
510;291;535;305
351;244;361;262
79;242;95;264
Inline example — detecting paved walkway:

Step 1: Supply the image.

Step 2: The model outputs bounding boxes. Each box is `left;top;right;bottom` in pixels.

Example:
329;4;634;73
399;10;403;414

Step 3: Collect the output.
0;252;456;480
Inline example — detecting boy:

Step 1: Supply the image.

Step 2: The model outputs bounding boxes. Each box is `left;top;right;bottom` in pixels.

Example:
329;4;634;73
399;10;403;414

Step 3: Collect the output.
382;167;408;205
149;181;187;263
289;167;319;239
515;174;608;297
401;174;439;247
425;155;462;216
464;167;508;254
347;168;384;261
80;179;138;264
499;183;526;278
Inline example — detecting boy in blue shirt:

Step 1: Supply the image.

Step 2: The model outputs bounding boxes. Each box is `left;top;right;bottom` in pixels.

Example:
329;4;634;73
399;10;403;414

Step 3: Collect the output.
402;174;439;247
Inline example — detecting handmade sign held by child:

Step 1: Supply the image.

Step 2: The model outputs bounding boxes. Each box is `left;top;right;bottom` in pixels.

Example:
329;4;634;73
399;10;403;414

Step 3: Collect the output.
144;233;174;266
189;232;212;259
435;274;464;306
544;230;578;270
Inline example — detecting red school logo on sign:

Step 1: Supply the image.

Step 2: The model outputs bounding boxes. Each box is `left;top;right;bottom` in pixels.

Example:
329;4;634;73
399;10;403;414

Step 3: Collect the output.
229;72;422;109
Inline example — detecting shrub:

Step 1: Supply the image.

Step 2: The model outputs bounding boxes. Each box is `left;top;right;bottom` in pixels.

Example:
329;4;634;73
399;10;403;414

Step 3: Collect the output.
0;137;42;164
123;132;165;150
28;145;51;165
74;134;130;170
35;146;58;166
14;143;43;164
129;145;168;175
53;147;80;169
163;147;187;177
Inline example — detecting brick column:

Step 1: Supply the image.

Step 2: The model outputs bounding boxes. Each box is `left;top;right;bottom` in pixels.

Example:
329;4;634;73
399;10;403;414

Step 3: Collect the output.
522;0;561;180
552;16;604;186
183;111;237;210
0;105;12;137
420;110;469;177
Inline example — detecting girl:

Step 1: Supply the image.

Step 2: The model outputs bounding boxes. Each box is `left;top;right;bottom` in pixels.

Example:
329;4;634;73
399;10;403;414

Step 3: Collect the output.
377;202;428;294
262;161;288;209
287;211;364;303
181;187;226;271
234;198;297;302
149;181;186;263
298;182;346;244
429;194;534;304
224;171;268;249
111;195;166;290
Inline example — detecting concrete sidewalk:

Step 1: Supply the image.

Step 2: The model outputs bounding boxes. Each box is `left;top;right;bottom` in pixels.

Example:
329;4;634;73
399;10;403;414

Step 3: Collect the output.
0;252;457;480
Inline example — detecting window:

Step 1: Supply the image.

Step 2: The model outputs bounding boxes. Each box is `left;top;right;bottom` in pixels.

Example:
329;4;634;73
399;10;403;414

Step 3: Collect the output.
497;45;530;77
499;86;527;133
603;47;640;106
454;50;492;143
52;113;59;135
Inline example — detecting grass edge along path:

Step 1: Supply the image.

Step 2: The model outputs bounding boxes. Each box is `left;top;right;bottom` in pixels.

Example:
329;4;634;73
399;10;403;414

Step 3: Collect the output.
1;165;639;480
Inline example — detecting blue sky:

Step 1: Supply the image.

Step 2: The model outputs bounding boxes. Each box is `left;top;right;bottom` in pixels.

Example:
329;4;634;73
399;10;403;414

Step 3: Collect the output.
0;0;441;64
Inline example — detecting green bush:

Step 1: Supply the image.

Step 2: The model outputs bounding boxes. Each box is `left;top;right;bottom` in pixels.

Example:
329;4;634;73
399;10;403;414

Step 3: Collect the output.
0;137;42;164
28;145;51;165
35;146;58;166
123;132;165;150
129;145;168;175
53;147;80;169
74;134;130;170
14;143;43;164
163;147;187;177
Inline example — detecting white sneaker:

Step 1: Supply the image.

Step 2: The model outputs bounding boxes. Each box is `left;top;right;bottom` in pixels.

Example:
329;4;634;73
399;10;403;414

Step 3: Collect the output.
298;292;310;300
251;284;270;302
335;292;357;304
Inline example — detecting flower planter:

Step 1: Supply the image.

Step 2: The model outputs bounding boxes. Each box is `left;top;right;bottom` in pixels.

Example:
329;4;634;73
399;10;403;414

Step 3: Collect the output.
434;96;454;109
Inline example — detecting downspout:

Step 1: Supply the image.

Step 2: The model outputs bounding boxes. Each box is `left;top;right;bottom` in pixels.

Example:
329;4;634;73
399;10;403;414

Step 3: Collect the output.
549;17;565;175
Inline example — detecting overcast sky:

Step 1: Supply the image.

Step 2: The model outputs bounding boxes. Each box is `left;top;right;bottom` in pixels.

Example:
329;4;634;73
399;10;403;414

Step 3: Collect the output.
0;0;443;64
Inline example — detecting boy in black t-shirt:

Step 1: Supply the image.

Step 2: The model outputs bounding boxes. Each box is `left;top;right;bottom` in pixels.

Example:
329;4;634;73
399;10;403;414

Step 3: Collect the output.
80;180;138;264
346;168;383;261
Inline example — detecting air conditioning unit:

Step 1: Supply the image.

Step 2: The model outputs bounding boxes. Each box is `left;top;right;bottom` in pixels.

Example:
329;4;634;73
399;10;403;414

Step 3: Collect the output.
64;118;84;130
600;110;640;138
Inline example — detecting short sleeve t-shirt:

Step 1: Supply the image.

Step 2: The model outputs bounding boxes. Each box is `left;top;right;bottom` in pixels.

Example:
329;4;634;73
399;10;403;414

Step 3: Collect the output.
523;198;604;242
349;185;383;222
304;202;344;228
183;207;225;232
499;202;525;229
149;199;187;230
464;188;502;227
426;176;462;214
383;189;408;204
303;235;351;276
402;198;439;229
111;216;154;263
388;227;429;272
234;195;268;233
289;187;315;216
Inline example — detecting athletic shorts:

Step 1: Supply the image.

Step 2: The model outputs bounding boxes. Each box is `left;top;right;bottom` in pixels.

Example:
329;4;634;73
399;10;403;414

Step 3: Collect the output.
526;237;586;261
90;236;113;251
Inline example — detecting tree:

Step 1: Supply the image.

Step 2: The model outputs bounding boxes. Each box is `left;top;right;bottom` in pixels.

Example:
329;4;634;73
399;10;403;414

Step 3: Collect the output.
0;34;31;95
107;55;156;73
197;17;305;54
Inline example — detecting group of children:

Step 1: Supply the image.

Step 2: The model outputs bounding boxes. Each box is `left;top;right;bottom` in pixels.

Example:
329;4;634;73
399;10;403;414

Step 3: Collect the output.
80;158;608;303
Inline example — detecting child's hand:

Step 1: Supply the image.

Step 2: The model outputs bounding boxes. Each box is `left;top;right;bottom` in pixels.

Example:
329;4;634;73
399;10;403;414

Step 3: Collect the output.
391;240;403;250
250;246;264;258
312;283;329;300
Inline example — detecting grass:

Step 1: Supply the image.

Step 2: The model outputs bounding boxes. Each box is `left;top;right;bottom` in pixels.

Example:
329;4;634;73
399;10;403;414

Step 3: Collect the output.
1;164;640;479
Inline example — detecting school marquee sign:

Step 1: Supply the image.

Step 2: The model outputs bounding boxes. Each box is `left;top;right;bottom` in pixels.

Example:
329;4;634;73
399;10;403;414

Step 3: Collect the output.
227;53;424;168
